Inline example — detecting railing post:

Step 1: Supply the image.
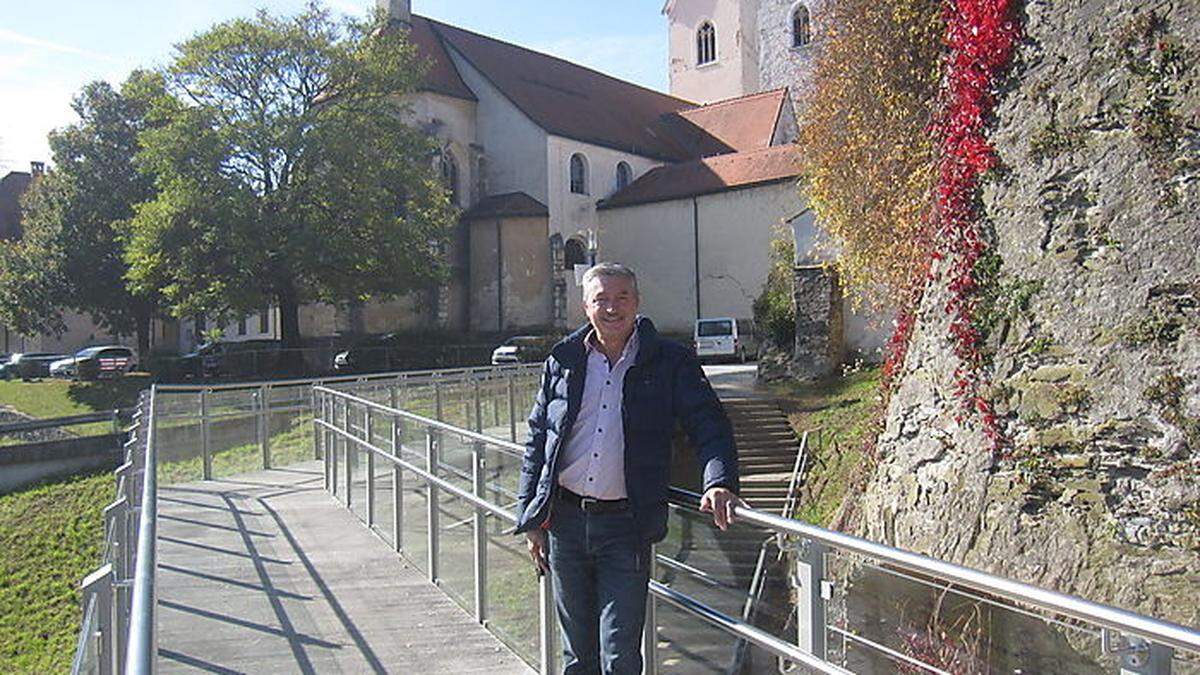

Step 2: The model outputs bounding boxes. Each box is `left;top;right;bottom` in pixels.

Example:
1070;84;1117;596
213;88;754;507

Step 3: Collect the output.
507;375;518;443
796;538;828;660
365;406;375;528
643;542;658;675
473;377;483;433
426;426;439;582
81;564;116;675
434;378;443;421
392;410;404;553
343;399;353;507
330;395;340;497
472;440;488;623
200;388;211;480
539;570;557;675
259;384;271;469
318;392;330;492
1115;634;1174;675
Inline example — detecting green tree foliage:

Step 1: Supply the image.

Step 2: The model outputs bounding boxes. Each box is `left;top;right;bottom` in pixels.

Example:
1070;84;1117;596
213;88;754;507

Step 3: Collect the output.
753;231;797;352
126;4;457;346
0;77;159;353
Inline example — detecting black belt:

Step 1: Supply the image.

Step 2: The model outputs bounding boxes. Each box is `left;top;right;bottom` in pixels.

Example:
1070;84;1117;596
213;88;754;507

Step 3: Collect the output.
557;488;630;514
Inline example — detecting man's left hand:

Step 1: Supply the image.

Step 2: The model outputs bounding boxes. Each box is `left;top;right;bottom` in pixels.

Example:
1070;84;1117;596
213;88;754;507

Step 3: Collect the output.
699;487;745;531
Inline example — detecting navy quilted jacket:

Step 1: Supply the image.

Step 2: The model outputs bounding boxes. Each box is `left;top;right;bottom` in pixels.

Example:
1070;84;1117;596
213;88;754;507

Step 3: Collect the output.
514;317;738;543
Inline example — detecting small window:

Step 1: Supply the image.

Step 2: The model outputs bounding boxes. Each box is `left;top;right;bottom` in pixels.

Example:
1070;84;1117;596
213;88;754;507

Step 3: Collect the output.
259;308;270;334
237;316;247;336
792;6;811;48
564;238;587;270
697;22;716;65
616;162;632;191
440;149;459;205
569;153;588;195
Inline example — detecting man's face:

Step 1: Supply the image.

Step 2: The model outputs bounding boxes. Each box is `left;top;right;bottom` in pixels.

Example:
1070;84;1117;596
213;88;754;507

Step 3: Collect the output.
583;274;639;344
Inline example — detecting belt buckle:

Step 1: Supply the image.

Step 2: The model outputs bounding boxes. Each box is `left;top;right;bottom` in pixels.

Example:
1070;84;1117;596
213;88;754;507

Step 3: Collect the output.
580;497;598;513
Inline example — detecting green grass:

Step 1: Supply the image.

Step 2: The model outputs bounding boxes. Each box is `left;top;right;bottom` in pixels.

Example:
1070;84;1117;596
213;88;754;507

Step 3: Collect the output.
770;366;883;527
0;376;151;442
159;415;317;485
0;472;111;674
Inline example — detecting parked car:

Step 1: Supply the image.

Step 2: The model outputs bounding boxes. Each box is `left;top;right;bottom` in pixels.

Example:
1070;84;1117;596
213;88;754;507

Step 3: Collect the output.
693;318;756;363
201;340;284;379
5;352;69;380
49;345;136;380
333;333;405;373
490;335;559;365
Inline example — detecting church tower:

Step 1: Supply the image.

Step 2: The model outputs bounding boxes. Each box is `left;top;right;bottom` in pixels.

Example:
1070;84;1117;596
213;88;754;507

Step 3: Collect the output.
663;0;760;104
377;0;410;26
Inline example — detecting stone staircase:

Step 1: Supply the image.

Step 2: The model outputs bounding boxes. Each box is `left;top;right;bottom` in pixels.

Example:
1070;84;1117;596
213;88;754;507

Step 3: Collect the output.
722;398;802;515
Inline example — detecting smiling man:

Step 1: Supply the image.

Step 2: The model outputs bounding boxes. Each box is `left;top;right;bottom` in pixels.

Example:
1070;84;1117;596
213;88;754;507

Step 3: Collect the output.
515;262;741;674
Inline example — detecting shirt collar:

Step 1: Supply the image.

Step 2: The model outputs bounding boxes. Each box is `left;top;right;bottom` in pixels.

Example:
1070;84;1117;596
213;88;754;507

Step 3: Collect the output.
584;322;640;361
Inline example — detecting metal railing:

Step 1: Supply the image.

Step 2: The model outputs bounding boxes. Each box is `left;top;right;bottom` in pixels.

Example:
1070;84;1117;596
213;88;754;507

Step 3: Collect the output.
314;385;1200;675
74;362;1200;674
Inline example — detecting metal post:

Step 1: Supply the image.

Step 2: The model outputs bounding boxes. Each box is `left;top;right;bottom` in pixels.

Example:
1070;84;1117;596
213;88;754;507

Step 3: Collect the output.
200;389;211;480
507;376;518;443
472;441;488;623
1113;633;1174;674
434;379;443;421
330;395;339;497
796;538;828;659
539;570;557;675
392;411;404;552
343;399;352;507
643;542;658;675
319;392;330;491
426;426;439;582
259;384;271;469
366;406;375;528
81;564;116;675
473;378;483;433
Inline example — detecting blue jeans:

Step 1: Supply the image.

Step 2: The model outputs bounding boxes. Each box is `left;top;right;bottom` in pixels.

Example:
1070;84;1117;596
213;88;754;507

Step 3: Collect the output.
547;499;651;674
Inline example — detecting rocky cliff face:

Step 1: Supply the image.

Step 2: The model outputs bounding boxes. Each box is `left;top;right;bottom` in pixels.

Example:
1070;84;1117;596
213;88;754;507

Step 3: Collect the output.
854;0;1199;628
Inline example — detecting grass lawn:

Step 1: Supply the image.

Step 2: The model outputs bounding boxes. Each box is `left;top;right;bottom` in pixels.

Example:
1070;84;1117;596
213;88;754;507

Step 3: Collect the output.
0;472;110;674
769;366;883;528
0;375;151;441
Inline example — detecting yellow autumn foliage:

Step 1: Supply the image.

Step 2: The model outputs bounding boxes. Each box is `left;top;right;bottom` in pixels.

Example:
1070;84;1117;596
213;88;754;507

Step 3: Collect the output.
798;0;944;310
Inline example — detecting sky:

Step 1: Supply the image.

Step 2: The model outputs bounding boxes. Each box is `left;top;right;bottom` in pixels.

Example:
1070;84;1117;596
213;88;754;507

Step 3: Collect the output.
0;1;670;173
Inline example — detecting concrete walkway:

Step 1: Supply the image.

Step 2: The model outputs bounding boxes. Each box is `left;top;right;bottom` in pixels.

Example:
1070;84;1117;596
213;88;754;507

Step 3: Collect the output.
156;462;531;674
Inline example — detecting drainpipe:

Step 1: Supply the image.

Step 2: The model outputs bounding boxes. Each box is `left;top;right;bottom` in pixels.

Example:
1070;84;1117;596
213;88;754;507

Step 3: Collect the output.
496;218;504;332
693;197;701;320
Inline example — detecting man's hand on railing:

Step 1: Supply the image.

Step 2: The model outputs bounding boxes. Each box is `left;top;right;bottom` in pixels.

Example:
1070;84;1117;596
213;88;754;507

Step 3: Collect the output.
526;530;549;576
700;487;746;531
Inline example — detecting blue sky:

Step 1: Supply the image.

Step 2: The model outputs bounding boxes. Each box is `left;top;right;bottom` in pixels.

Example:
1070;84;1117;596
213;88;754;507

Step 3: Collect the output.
0;1;669;173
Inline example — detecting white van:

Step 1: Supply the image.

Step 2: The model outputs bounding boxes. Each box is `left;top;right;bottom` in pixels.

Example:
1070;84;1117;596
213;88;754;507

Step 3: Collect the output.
693;318;756;363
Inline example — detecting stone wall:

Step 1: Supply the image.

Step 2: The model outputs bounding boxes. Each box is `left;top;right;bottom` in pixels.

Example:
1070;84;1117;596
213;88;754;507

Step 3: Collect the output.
792;265;843;379
853;0;1199;628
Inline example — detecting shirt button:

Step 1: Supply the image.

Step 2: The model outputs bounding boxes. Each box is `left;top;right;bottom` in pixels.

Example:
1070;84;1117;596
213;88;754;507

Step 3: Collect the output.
593;453;599;458
602;404;607;409
606;380;611;385
588;477;594;482
597;428;602;433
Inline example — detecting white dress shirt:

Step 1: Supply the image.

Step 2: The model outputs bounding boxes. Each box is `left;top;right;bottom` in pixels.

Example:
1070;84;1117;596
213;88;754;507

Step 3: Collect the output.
557;329;640;499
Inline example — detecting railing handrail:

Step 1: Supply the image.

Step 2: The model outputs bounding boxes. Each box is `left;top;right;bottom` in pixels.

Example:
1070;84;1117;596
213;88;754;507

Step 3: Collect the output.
0;409;122;435
668;487;1200;655
314;385;525;455
155;362;540;392
125;388;159;673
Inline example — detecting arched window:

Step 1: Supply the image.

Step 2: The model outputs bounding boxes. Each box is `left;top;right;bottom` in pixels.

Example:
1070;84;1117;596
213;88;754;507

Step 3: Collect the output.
564;238;587;270
792;5;811;48
440;149;459;205
569;153;588;195
697;22;716;65
615;162;632;191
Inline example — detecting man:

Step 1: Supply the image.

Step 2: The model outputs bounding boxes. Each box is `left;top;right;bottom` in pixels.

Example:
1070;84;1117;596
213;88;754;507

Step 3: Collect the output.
514;262;742;674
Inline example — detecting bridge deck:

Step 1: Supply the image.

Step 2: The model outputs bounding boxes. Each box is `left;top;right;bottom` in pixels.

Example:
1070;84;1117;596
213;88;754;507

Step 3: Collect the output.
156;461;531;674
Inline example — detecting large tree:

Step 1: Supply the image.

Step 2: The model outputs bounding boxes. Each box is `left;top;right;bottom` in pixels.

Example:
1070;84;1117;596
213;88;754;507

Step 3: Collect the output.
0;76;160;354
126;4;456;347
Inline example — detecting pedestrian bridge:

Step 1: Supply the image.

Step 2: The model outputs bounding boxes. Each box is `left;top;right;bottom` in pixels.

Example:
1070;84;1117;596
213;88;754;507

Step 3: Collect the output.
72;366;1200;674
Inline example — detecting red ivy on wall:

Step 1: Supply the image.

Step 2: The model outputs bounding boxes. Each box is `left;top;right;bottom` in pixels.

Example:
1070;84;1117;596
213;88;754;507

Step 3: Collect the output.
883;0;1021;449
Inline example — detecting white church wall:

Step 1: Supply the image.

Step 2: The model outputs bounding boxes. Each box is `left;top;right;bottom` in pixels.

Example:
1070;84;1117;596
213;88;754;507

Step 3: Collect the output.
443;47;549;204
547;135;664;327
666;0;760;104
406;91;478;205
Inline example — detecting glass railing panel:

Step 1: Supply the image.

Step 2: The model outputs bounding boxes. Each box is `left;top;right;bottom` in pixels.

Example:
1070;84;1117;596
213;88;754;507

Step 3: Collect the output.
653;600;738;674
71;594;99;675
484;519;542;665
371;449;395;547
399;443;430;575
434;490;476;611
154;411;206;485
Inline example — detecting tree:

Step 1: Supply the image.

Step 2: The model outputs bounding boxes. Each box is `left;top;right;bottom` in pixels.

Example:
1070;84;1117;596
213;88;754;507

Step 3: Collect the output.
0;77;160;355
126;4;456;347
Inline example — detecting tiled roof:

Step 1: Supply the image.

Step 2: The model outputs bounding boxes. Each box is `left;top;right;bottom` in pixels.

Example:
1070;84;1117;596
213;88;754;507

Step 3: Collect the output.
0;171;32;240
597;145;802;210
408;17;476;101
672;89;788;153
462;192;549;221
425;18;700;162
